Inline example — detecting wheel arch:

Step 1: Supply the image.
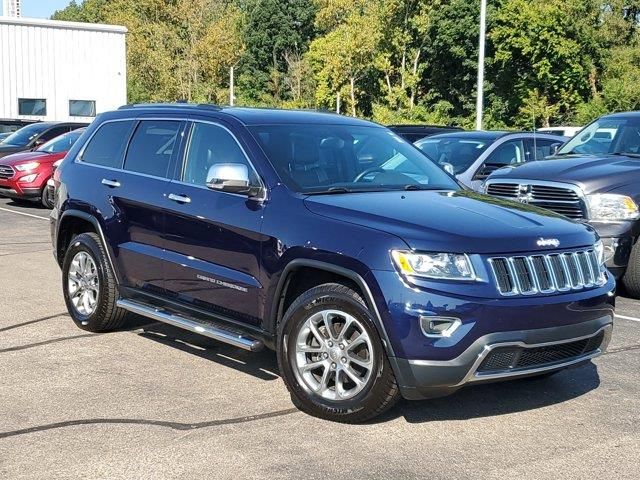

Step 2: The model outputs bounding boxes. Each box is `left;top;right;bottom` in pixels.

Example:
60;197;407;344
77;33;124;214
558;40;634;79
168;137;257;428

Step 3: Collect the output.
56;210;119;285
268;259;395;356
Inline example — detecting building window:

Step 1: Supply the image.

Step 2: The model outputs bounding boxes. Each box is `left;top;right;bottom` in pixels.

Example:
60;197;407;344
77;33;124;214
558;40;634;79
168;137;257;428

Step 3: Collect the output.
18;98;47;116
69;100;96;117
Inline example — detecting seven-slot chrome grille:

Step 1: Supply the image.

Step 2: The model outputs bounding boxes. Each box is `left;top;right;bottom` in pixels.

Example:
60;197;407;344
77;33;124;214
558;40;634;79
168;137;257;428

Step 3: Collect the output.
0;165;14;179
485;181;587;220
488;249;604;296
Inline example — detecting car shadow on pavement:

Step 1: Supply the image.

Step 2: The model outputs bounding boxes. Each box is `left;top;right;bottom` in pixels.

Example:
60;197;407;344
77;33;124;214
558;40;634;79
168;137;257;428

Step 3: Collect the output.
126;316;280;382
379;363;600;424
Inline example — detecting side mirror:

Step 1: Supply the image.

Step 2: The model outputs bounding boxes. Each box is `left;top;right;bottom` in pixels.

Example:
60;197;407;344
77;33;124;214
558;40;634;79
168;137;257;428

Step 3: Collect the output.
206;163;253;195
550;144;561;156
31;138;45;151
440;162;455;175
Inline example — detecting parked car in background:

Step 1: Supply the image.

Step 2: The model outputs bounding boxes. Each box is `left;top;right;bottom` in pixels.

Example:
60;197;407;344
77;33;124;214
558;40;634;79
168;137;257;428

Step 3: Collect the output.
51;104;614;423
538;126;582;138
414;131;568;191
485;111;640;297
0;132;11;142
388;124;463;142
0;128;85;207
0;122;88;159
0;118;39;138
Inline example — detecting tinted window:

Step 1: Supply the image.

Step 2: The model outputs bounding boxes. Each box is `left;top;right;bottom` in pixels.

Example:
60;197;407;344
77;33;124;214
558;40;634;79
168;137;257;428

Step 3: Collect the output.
250;124;458;193
69;100;96;117
416;136;493;174
526;138;562;161
81;120;135;168
183;122;259;186
123;121;180;178
18;98;47;116
39;126;71;142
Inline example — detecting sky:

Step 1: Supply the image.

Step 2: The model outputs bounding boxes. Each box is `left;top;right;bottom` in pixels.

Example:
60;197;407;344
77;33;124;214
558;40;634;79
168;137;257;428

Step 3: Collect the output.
2;0;72;19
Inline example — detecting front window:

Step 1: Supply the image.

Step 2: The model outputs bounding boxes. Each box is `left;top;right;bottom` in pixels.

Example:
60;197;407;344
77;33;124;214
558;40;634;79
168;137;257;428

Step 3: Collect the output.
1;123;48;147
38;129;84;154
249;124;459;194
557;117;635;156
415;136;493;174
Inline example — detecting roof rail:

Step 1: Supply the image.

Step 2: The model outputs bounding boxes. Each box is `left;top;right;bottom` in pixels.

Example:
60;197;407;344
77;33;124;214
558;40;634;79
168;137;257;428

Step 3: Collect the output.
118;103;223;111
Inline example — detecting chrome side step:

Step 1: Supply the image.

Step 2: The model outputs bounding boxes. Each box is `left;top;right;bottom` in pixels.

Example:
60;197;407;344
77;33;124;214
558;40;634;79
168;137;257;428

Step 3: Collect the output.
117;299;264;352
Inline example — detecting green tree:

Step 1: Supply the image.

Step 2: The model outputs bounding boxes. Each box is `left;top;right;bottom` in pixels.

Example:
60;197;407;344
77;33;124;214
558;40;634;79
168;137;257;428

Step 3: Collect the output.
237;0;317;104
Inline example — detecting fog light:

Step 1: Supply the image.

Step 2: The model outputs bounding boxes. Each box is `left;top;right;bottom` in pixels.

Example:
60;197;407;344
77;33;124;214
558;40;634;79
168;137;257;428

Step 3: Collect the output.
420;316;461;338
18;174;37;183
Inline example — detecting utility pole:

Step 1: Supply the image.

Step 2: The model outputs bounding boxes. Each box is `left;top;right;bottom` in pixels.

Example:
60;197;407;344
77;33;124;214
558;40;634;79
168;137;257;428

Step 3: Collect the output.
229;66;235;106
475;0;487;131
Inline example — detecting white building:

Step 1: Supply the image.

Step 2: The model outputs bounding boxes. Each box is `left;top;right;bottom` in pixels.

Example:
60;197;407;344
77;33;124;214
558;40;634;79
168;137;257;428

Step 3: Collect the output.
0;17;127;122
2;0;21;18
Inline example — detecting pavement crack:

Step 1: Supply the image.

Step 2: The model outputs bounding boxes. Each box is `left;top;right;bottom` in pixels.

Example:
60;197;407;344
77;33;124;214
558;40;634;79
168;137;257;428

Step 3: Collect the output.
0;408;300;440
603;343;640;355
0;312;68;333
0;333;97;354
0;248;53;257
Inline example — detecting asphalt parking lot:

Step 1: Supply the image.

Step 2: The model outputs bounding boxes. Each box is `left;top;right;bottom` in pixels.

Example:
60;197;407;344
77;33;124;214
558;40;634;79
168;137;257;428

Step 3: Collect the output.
0;197;639;480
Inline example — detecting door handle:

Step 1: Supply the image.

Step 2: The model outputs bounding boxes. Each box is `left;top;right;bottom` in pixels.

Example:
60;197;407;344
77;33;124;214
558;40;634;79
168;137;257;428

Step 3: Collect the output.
168;193;191;204
101;178;121;188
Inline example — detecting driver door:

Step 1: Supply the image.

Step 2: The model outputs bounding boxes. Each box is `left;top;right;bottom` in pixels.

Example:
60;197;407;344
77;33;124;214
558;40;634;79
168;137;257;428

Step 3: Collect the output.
470;139;525;191
163;120;266;324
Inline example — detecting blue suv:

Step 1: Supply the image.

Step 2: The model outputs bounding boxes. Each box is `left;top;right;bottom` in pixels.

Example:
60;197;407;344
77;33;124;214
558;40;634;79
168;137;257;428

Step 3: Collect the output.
51;104;615;423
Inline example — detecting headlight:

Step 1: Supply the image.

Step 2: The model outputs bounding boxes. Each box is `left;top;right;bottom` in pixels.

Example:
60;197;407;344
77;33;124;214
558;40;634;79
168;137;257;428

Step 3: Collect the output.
15;161;40;172
392;250;476;280
587;193;639;221
594;240;604;266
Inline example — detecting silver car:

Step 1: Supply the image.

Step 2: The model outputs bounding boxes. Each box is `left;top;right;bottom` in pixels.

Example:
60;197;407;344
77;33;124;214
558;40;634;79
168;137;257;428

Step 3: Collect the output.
415;131;568;191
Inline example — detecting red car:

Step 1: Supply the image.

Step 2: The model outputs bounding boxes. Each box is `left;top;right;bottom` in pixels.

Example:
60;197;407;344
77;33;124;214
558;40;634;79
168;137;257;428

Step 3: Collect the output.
0;128;85;208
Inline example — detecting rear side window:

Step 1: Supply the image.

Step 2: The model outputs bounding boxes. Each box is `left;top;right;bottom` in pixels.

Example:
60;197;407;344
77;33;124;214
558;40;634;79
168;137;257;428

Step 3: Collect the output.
123;120;181;178
81;120;135;168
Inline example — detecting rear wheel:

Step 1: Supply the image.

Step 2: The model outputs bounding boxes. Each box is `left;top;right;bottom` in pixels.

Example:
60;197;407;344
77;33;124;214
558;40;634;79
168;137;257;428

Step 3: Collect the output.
623;238;640;299
277;283;399;423
62;232;126;332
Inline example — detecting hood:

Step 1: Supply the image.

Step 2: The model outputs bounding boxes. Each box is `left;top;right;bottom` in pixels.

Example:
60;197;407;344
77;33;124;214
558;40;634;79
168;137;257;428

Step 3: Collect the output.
0;150;62;166
304;190;596;254
488;155;640;194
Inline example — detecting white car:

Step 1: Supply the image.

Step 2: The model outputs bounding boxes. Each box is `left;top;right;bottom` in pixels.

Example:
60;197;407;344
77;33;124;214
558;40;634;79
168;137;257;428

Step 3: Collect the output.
537;126;582;138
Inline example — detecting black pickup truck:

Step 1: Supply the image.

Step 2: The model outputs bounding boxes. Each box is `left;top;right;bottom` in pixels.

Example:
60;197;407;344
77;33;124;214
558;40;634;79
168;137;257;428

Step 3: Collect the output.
485;111;640;297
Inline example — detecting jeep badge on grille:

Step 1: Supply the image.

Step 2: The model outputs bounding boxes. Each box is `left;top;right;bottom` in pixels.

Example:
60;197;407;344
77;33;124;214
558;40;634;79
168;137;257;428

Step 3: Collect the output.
536;237;560;248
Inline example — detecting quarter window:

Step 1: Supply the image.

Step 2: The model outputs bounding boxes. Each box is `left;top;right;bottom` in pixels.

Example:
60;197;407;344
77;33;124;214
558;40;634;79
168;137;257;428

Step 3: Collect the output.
81;120;136;168
123;121;181;178
69;100;96;117
183;122;259;187
18;98;47;116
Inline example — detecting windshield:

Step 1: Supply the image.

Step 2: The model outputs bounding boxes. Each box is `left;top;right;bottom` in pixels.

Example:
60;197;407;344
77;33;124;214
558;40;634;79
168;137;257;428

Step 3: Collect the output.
415;136;493;174
249;124;459;194
557;117;638;156
38;129;84;153
1;123;48;147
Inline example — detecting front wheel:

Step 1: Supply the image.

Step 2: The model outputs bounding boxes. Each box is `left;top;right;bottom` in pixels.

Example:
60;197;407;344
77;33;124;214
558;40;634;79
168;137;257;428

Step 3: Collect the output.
277;283;399;423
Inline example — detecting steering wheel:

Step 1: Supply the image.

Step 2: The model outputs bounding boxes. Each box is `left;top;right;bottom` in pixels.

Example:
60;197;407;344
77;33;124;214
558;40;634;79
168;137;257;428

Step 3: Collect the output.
354;167;386;183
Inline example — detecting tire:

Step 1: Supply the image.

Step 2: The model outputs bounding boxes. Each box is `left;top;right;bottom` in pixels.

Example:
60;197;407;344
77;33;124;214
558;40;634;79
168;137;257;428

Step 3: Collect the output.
62;232;126;332
622;238;640;299
41;185;54;209
277;283;400;423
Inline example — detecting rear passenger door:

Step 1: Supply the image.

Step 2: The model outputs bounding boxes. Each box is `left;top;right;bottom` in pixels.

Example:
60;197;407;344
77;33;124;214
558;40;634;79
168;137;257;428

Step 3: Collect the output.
79;118;184;293
163;120;265;324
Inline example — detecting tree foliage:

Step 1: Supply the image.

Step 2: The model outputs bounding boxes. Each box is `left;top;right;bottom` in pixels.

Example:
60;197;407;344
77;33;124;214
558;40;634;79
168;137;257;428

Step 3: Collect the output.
53;0;640;127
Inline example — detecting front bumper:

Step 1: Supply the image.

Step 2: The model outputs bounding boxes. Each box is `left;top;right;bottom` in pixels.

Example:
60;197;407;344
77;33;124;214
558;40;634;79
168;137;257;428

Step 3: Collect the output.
0;176;45;199
592;220;639;278
391;317;612;400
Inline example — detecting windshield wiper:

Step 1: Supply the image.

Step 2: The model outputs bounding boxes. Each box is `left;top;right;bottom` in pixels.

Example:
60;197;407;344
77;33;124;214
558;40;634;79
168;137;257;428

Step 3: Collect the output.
403;184;434;191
